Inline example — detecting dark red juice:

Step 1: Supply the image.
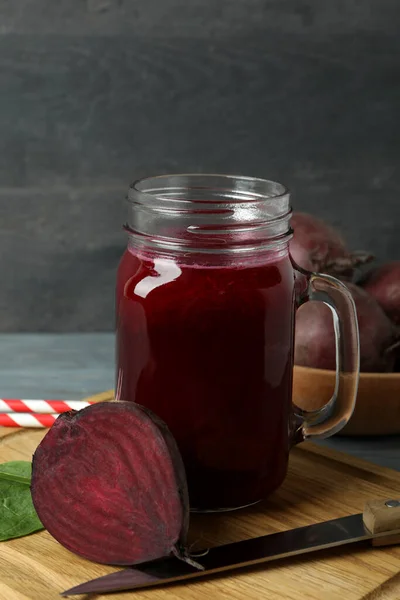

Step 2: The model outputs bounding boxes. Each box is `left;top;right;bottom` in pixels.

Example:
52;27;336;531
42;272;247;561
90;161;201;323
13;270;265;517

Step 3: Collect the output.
116;247;296;510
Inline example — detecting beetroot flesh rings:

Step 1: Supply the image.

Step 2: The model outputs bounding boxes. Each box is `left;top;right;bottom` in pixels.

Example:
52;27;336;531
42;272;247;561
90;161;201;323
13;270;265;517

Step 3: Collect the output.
31;402;200;568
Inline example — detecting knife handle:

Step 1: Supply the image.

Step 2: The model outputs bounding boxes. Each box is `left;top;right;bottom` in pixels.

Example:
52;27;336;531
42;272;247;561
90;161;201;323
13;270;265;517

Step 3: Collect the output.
363;499;400;546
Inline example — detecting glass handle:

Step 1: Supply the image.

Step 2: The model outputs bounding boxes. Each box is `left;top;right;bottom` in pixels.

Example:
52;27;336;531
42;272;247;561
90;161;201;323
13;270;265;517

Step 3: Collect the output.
293;272;360;440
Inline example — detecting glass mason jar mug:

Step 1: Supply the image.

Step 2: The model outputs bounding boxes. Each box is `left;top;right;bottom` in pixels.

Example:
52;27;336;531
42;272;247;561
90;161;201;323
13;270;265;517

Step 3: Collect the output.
116;174;359;512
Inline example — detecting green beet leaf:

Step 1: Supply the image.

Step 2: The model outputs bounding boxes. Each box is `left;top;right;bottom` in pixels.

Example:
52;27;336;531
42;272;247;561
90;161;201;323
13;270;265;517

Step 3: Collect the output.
0;461;44;541
0;460;32;484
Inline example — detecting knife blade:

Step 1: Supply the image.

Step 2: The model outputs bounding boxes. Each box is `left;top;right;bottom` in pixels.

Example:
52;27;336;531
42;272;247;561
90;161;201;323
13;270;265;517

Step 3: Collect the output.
62;498;400;597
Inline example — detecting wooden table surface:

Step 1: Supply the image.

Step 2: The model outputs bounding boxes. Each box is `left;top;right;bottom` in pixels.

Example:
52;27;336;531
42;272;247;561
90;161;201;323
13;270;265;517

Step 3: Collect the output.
0;333;399;471
0;333;400;600
2;426;400;600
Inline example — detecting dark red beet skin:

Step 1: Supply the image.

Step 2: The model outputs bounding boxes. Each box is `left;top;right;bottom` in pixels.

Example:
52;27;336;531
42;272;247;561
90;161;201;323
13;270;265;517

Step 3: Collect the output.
31;402;196;567
290;212;372;276
290;212;348;273
295;283;399;373
363;261;400;326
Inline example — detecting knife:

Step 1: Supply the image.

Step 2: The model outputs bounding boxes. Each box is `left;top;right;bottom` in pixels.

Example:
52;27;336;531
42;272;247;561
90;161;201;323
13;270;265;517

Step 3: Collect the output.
62;498;400;597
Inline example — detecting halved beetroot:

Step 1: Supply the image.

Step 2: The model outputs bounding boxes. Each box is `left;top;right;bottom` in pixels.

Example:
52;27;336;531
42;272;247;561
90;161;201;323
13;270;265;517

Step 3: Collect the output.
31;401;199;568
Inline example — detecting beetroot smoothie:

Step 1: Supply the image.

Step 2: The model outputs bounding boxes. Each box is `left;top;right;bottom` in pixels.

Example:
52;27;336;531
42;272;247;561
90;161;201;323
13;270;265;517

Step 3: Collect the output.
116;247;295;509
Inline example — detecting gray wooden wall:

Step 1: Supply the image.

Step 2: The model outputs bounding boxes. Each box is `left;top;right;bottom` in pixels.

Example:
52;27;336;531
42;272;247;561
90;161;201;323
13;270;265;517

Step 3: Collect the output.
1;1;399;331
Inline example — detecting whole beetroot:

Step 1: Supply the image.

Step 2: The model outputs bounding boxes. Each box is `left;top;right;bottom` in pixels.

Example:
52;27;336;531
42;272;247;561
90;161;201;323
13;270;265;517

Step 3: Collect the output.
363;261;400;326
31;401;201;569
295;283;400;373
290;213;372;276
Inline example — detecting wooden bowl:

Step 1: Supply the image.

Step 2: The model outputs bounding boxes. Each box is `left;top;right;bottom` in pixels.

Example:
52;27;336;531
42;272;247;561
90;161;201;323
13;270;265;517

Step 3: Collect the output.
293;366;400;436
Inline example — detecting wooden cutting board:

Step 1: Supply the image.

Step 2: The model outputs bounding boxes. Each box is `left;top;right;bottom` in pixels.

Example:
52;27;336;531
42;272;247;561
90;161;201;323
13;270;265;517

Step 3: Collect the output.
1;391;400;600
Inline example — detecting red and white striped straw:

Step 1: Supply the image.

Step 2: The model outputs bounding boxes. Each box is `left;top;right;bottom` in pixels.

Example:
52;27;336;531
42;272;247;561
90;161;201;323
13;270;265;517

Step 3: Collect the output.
0;413;59;428
0;399;94;414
